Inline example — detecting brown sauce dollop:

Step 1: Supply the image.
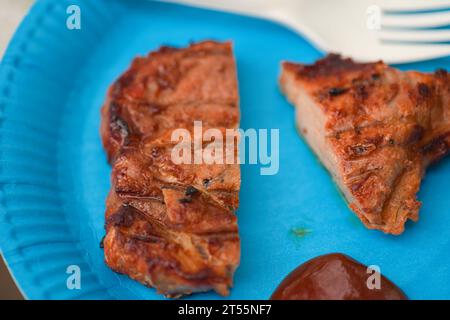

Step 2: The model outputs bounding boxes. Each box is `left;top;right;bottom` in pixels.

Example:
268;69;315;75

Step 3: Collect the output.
270;253;407;300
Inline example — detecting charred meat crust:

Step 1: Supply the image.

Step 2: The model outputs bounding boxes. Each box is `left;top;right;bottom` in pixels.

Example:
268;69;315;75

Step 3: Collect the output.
282;54;383;80
280;54;450;235
101;41;238;163
100;41;240;297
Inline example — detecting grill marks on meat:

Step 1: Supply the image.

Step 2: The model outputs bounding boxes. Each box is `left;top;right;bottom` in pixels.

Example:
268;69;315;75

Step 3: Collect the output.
100;41;240;297
101;41;239;162
280;54;450;235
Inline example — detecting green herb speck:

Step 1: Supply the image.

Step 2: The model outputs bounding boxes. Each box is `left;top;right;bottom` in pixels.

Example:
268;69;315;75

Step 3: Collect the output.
290;227;312;238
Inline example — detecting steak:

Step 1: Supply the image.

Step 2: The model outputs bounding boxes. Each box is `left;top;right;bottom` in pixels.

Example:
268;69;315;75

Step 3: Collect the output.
280;54;450;235
100;41;240;297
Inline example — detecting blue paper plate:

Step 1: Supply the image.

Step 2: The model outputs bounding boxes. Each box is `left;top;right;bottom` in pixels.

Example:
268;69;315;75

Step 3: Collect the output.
1;0;450;300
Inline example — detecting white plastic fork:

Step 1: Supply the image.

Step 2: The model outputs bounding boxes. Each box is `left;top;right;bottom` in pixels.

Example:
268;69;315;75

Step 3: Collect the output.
161;0;450;64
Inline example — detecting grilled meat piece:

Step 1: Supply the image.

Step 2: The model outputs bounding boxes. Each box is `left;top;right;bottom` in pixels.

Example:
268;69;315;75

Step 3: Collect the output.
100;41;241;296
101;41;238;163
280;54;450;235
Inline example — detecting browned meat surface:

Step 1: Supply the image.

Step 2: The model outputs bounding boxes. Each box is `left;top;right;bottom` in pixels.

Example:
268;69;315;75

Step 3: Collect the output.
280;54;450;235
100;41;240;297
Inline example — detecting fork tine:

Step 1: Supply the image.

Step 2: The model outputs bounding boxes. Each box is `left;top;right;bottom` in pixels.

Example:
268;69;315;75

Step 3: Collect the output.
381;0;450;12
382;11;450;29
378;29;450;42
354;43;450;64
372;43;450;64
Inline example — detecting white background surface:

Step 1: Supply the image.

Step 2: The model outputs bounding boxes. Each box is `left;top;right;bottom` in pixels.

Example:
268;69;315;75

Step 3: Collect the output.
0;0;34;57
0;0;33;299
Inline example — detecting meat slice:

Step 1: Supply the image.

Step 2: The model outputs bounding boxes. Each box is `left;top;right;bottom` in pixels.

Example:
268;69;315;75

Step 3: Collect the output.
101;41;238;163
100;41;240;297
280;54;450;235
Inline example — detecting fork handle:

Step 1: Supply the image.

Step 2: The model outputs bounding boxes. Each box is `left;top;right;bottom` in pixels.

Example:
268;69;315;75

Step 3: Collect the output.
162;0;276;19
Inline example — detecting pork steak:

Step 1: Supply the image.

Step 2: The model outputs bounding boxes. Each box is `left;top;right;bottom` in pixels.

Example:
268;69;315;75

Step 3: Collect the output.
280;54;450;235
100;41;240;297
